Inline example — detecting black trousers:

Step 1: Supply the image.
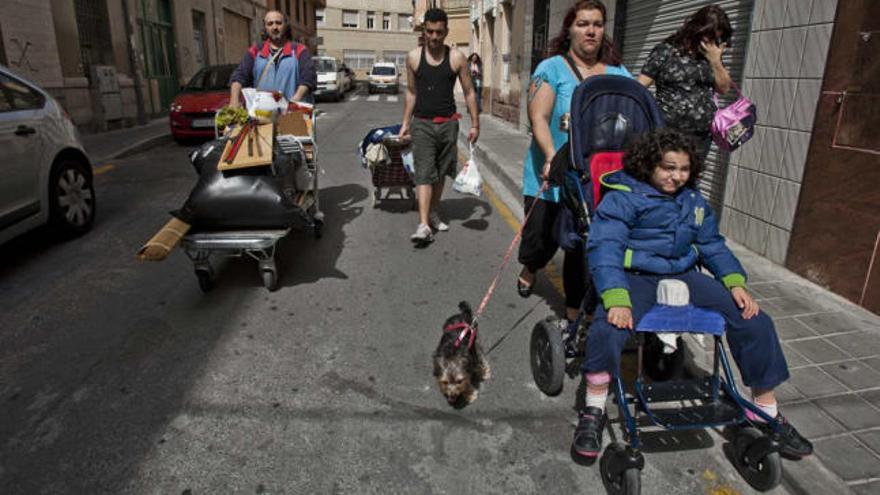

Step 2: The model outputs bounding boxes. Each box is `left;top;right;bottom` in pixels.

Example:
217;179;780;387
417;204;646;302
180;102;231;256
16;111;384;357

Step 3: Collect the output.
517;196;594;310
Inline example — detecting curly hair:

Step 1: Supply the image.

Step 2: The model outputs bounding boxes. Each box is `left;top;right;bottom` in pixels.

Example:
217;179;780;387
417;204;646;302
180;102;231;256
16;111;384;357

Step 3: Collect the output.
545;0;621;64
665;5;732;56
260;11;293;42
623;129;703;189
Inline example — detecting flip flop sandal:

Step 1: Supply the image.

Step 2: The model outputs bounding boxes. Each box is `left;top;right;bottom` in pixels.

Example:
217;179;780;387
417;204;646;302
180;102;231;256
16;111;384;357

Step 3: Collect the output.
517;277;533;298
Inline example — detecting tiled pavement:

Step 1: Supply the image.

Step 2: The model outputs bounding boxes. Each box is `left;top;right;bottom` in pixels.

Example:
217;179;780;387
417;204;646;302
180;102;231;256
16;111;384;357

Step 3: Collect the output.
459;108;880;494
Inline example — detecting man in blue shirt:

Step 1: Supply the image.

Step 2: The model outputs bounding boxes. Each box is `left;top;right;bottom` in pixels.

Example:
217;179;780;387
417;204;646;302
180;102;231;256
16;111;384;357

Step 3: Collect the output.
229;10;316;105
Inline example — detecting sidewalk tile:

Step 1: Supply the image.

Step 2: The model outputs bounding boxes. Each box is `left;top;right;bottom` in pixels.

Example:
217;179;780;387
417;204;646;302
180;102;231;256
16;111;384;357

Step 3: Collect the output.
797;312;877;335
814;435;880;481
856;430;880;456
852;481;880;495
789;366;848;396
860;390;880;409
788;338;852;364
821;361;880;391
761;296;816;317
774;381;805;404
815;394;880;430
782;343;810;367
775;316;819;341
781;400;845;437
828;332;880;359
864;357;880;373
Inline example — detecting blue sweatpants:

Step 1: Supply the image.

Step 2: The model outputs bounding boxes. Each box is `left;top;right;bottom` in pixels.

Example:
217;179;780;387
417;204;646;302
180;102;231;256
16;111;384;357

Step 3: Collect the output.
581;271;790;390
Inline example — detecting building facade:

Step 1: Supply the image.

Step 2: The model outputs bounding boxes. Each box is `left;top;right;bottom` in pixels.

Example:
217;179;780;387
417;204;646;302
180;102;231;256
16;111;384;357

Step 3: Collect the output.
0;0;322;130
316;0;417;79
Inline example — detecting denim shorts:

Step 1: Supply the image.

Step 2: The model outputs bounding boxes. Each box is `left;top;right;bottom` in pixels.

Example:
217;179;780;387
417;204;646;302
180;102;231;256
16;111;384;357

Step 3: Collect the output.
410;118;459;185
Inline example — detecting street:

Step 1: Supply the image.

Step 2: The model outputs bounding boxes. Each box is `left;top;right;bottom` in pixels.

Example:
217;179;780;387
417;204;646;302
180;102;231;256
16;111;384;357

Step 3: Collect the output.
0;89;786;494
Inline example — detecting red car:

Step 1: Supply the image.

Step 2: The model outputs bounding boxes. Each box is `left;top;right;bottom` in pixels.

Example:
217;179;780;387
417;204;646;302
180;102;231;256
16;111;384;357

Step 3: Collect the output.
169;64;236;141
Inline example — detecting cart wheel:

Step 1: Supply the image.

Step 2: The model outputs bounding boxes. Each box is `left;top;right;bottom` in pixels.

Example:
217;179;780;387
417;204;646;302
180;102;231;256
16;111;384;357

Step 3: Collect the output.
313;219;324;239
530;317;566;396
600;444;642;495
195;268;214;293
261;269;279;292
409;188;418;210
732;427;782;492
372;188;380;208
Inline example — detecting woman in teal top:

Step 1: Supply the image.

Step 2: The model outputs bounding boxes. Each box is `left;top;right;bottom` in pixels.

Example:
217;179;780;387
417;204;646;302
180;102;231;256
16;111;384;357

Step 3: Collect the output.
517;0;633;325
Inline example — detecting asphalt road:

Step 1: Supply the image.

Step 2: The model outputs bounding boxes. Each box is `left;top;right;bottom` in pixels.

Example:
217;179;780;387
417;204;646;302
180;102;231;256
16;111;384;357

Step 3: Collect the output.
0;89;787;494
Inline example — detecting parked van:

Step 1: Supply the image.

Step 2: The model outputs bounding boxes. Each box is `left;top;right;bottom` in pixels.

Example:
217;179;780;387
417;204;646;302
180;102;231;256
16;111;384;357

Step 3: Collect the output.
314;56;348;102
368;62;399;94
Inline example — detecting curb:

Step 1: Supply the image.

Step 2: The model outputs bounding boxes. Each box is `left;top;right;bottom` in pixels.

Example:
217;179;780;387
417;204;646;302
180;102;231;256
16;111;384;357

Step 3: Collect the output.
104;133;174;162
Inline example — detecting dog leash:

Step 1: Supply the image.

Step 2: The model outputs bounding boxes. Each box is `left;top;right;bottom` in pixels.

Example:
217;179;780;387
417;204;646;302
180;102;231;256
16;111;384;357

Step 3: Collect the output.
451;181;551;348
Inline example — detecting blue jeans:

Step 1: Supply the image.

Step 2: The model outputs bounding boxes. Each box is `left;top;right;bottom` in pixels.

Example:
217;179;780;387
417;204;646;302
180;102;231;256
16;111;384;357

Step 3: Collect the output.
581;270;790;390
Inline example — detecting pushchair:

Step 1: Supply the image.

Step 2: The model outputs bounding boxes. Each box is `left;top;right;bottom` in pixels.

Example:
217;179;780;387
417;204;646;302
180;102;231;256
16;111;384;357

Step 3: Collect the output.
358;124;417;209
528;75;790;493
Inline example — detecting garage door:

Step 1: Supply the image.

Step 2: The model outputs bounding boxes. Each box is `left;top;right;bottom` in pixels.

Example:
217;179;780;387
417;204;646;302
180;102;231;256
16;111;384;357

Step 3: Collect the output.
618;0;754;212
223;9;252;64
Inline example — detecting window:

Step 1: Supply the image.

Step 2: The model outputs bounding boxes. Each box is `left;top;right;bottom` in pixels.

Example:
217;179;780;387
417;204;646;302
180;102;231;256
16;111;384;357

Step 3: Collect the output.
367;11;375;29
184;65;236;91
383;51;408;71
382;13;390;30
342;10;358;28
343;49;375;70
316;8;325;26
0;73;45;111
398;14;411;31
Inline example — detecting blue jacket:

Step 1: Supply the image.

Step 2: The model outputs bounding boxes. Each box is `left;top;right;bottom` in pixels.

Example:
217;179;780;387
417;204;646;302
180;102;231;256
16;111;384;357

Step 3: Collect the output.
588;171;746;309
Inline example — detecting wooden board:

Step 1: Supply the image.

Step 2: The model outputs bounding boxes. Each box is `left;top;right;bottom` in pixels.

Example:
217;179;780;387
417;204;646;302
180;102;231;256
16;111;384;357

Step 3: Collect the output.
218;122;274;171
276;110;313;138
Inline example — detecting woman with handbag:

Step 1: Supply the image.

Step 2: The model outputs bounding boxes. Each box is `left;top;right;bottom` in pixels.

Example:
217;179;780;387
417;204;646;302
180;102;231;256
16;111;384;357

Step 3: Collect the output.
516;0;631;327
637;5;733;160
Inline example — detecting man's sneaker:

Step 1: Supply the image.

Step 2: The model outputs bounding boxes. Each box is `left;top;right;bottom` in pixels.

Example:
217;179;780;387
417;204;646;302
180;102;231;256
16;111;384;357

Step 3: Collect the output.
572;406;606;458
429;212;449;232
755;413;813;458
410;223;434;244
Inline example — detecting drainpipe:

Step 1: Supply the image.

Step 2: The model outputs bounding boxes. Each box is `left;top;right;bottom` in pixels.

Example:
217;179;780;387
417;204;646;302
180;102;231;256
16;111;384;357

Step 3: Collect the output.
121;0;147;125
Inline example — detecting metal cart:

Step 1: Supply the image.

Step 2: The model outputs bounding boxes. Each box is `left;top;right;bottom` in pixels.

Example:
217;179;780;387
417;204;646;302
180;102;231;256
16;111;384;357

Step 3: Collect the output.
369;135;416;209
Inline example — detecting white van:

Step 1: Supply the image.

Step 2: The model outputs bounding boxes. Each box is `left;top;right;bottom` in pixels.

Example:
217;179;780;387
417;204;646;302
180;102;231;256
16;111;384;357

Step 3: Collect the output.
368;62;399;94
314;56;348;101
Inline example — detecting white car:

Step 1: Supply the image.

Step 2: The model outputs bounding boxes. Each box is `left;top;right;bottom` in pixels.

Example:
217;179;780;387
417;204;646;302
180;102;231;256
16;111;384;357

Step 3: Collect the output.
314;56;347;102
0;65;95;244
368;62;399;94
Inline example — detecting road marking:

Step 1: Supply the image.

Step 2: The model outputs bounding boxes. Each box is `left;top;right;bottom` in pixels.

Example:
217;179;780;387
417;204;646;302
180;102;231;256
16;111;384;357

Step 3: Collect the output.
367;95;380;102
350;95;360;101
93;164;115;175
479;167;565;297
387;95;399;102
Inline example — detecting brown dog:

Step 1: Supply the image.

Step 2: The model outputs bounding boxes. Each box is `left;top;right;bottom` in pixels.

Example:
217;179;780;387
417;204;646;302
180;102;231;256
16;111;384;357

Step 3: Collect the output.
433;301;491;408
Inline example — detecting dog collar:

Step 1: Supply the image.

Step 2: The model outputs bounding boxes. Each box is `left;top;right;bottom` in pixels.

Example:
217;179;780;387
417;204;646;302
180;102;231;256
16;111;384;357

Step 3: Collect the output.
443;322;476;349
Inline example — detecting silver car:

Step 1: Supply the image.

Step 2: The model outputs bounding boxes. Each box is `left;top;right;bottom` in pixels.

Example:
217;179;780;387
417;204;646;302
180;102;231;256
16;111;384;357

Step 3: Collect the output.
0;65;95;244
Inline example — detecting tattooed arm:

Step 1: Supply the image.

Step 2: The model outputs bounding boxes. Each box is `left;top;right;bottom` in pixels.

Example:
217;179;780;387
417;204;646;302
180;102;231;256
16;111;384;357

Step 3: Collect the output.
527;77;557;180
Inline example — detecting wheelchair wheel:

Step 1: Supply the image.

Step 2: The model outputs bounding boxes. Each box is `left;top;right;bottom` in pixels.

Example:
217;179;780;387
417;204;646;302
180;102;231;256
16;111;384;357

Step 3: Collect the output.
600;443;641;495
732;427;782;492
530;318;566;396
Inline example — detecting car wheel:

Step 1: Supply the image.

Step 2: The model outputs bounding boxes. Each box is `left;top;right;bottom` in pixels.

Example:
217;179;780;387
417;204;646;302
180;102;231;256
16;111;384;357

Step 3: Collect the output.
49;159;96;236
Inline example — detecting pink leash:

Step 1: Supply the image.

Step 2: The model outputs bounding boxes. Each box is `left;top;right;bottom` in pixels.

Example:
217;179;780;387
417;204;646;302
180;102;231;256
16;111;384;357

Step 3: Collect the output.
446;181;550;349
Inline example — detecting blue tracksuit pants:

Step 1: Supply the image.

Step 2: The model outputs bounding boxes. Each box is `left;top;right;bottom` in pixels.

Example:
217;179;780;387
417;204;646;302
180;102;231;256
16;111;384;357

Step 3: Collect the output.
581;270;790;390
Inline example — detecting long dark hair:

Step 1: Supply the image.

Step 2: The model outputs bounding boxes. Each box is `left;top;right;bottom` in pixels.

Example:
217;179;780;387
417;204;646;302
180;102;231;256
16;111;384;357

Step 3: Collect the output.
545;0;621;65
665;5;732;56
624;129;703;189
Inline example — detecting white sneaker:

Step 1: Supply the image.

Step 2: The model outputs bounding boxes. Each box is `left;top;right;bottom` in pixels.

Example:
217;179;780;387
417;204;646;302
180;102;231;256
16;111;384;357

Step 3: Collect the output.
429;212;449;232
410;223;434;243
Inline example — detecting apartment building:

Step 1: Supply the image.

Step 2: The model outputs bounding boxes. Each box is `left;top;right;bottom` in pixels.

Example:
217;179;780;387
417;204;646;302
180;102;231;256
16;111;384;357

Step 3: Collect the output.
317;0;417;79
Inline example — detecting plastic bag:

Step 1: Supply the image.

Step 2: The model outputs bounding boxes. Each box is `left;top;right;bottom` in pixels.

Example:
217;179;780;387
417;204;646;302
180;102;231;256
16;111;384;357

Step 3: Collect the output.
453;144;483;197
241;88;288;121
400;149;415;177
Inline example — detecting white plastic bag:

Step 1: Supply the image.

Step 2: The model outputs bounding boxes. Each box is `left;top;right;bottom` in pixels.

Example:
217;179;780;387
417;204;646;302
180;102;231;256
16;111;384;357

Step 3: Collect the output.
453;143;483;196
241;88;288;121
400;149;415;177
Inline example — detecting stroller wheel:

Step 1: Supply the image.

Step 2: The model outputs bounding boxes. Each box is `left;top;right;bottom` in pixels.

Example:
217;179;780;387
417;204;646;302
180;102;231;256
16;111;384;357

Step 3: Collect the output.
313;219;324;239
731;427;782;492
600;443;642;495
530;318;566;396
261;269;279;292
372;188;380;208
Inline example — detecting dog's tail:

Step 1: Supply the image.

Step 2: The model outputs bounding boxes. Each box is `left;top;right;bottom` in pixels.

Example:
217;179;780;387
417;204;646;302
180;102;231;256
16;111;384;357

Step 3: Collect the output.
458;301;474;324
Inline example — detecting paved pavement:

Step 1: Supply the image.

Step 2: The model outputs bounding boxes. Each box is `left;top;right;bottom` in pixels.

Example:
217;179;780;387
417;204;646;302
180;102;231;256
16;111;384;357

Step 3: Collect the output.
80;117;171;164
457;108;880;495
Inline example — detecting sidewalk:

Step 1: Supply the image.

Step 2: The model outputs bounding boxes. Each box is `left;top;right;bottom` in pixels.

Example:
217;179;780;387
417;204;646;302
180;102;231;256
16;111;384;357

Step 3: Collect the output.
81;117;171;165
459;110;880;495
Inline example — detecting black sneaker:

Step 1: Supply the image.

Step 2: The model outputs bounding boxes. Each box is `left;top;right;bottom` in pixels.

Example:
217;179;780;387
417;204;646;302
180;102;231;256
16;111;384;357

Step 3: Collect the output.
756;413;813;458
572;407;606;458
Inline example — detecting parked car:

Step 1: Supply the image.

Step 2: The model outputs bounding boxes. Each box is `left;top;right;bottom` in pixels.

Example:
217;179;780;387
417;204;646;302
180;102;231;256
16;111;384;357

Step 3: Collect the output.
314;56;346;102
0;64;95;244
340;64;355;93
169;64;236;141
368;62;399;94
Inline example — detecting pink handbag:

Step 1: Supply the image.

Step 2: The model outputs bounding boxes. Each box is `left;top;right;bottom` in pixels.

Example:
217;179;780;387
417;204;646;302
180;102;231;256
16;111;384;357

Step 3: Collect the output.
711;82;757;152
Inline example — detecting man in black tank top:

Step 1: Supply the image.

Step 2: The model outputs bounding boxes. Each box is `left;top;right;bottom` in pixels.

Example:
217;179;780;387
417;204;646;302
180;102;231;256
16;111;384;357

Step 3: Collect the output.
400;8;480;245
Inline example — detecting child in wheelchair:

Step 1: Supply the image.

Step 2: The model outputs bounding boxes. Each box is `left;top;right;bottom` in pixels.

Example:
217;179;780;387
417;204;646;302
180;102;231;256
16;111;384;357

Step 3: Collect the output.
571;129;813;461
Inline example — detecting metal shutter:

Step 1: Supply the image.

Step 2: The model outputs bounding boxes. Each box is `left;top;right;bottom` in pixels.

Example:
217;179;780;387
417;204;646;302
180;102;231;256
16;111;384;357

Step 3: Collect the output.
618;0;754;212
